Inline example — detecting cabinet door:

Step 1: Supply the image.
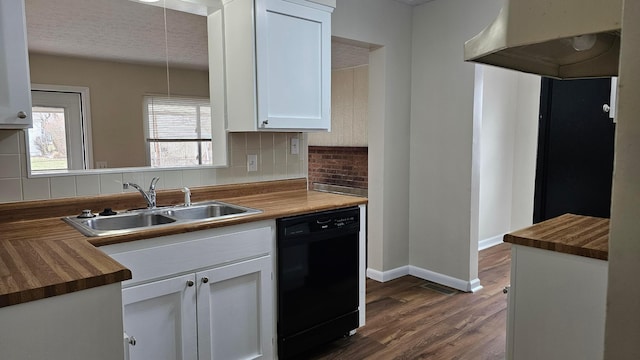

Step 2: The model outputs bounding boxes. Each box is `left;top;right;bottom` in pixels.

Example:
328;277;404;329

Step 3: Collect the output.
507;245;608;360
255;0;331;130
122;274;198;360
197;256;273;360
0;0;32;128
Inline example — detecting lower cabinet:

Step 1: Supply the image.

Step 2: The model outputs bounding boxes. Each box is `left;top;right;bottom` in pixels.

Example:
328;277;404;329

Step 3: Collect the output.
506;244;608;360
102;222;275;360
197;256;273;360
0;283;124;360
123;256;272;360
123;274;198;360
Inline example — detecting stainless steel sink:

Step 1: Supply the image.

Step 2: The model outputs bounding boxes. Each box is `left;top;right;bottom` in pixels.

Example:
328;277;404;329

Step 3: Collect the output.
164;203;246;220
63;201;261;237
84;213;176;230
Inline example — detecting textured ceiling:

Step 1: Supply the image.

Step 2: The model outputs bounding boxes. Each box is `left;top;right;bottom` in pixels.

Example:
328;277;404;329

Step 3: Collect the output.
25;0;209;70
332;41;370;69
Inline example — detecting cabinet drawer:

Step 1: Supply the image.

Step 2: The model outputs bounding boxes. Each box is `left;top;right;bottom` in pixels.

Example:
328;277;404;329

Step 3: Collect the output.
102;224;273;287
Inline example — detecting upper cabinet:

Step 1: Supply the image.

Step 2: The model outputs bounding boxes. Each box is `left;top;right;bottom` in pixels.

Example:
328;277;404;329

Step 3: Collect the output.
0;0;32;129
223;0;333;132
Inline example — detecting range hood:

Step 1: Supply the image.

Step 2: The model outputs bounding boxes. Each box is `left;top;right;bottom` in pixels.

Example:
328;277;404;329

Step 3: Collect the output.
464;0;622;79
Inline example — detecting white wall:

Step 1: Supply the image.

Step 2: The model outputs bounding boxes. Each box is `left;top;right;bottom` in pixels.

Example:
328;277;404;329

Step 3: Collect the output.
408;0;502;285
477;66;540;244
332;0;413;272
478;66;518;242
510;73;541;230
604;0;640;357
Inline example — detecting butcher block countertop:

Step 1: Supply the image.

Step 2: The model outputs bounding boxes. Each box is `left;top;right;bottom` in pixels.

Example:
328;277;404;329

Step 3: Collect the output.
503;213;609;261
0;179;367;308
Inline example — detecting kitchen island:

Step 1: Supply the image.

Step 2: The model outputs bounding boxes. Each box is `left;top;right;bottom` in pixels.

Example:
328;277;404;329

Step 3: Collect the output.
503;214;609;360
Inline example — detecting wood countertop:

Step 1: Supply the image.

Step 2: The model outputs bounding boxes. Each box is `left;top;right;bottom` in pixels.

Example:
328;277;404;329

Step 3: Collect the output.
0;179;367;308
503;213;609;261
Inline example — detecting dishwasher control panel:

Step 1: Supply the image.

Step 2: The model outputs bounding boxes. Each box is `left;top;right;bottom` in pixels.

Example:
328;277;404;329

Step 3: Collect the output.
280;207;360;237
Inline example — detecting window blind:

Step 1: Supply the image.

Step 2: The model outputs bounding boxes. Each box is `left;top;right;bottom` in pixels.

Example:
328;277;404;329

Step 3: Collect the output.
144;95;212;167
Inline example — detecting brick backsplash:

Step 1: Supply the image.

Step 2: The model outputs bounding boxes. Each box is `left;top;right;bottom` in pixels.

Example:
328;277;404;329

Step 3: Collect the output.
308;146;368;189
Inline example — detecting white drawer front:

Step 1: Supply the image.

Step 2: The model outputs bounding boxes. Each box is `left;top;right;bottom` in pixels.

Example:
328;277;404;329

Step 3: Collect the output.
104;225;272;287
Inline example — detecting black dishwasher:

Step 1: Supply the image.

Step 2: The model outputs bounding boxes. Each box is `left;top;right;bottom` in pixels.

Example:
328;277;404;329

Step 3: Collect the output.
276;207;360;359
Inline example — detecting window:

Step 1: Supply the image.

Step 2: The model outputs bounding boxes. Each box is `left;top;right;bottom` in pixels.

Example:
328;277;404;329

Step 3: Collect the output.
28;87;91;172
144;96;212;167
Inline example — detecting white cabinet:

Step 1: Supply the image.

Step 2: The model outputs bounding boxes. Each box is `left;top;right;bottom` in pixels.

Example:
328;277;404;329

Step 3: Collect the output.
506;245;608;360
102;222;275;360
224;0;332;132
122;274;198;360
122;257;272;360
0;0;32;128
0;283;125;360
197;257;273;360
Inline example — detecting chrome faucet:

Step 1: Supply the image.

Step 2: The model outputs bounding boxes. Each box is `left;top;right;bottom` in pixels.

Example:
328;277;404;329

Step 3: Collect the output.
123;177;160;209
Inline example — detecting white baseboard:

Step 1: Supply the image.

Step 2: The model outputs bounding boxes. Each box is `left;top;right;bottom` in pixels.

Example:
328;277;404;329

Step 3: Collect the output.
479;234;504;251
409;266;483;293
366;266;409;282
366;265;483;293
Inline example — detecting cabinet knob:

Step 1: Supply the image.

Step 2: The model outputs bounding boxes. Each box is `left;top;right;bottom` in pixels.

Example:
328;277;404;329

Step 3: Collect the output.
128;336;137;346
202;277;209;284
17;111;27;119
261;119;269;127
503;286;510;294
187;280;194;287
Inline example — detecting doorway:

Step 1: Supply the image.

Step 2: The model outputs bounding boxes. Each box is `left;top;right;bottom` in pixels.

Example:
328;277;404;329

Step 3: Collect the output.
308;38;371;195
27;86;92;172
533;78;616;222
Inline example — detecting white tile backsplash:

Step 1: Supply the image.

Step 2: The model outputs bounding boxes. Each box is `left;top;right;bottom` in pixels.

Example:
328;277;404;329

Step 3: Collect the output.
22;177;51;200
162;170;184;189
50;176;77;199
0;128;307;203
246;132;261;152
76;175;101;196
199;168;217;185
182;169;202;187
0;130;20;154
143;172;164;190
100;173;124;194
0;178;22;202
215;167;234;184
231;133;247;167
231;165;249;182
122;172;145;187
0;154;22;178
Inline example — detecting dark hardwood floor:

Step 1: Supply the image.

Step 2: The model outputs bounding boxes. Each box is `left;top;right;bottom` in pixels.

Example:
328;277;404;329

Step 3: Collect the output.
305;243;511;360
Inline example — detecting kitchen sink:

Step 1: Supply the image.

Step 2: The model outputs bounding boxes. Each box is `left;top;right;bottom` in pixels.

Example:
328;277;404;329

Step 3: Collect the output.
164;203;246;220
63;201;262;237
84;213;176;230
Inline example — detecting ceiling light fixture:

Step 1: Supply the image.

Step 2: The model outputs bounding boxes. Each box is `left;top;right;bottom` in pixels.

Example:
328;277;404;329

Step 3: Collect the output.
572;34;598;51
